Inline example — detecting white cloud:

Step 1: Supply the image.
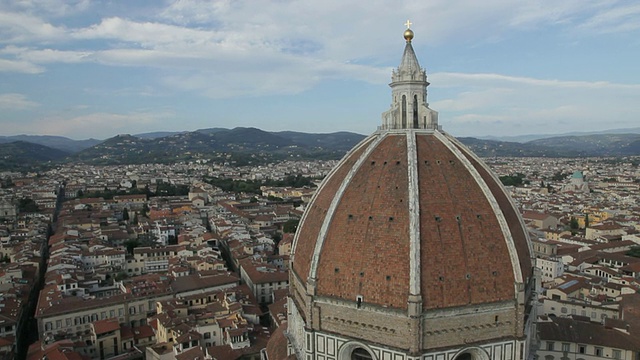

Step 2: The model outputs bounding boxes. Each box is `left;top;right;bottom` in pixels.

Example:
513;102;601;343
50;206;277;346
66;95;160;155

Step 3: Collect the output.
1;0;90;18
1;0;640;138
430;72;640;136
578;3;640;33
0;54;44;73
432;72;640;90
72;17;223;48
0;11;66;43
2;1;639;84
15;48;92;63
6;111;174;139
0;93;39;109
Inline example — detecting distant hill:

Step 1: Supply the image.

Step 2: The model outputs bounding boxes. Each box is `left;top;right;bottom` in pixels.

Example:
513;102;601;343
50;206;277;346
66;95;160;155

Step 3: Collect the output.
274;131;366;153
0;135;100;153
132;131;186;139
528;134;640;156
71;128;367;166
194;127;233;135
479;127;640;143
0;141;70;170
3;127;640;171
459;133;640;157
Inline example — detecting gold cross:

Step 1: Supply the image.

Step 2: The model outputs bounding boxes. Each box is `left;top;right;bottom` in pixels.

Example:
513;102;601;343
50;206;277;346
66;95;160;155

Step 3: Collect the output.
405;20;412;29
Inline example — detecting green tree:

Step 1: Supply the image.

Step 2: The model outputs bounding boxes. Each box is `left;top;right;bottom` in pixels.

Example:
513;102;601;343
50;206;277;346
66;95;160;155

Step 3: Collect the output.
584;214;590;228
114;272;129;281
272;232;282;245
17;198;39;213
552;171;568;181
142;203;150;217
283;219;300;233
122;208;130;221
626;246;640;258
569;217;579;230
1;177;14;188
499;173;527;187
124;239;140;255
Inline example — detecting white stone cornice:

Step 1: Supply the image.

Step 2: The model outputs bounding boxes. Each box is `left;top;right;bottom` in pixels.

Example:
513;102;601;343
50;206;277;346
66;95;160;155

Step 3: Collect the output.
406;131;421;296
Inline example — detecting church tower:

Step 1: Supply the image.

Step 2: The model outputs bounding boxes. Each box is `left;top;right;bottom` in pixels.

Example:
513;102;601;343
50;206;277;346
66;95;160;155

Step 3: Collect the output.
266;24;537;360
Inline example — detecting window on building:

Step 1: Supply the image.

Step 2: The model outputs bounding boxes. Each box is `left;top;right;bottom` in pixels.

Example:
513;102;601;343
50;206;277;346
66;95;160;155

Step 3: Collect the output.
561;307;568;314
612;350;621;359
579;345;586;354
352;348;374;360
562;343;570;352
595;347;603;356
547;342;555;351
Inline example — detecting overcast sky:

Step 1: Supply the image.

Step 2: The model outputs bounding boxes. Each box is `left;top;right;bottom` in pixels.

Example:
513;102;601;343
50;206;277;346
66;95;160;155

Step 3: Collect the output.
1;0;639;140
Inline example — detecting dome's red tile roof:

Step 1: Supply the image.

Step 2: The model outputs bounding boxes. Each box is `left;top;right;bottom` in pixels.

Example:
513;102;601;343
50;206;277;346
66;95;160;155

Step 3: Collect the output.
292;131;533;310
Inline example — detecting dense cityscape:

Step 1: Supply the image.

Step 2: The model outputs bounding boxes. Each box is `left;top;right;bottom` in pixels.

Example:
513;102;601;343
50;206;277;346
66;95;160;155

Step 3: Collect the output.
3;2;640;359
0;154;639;359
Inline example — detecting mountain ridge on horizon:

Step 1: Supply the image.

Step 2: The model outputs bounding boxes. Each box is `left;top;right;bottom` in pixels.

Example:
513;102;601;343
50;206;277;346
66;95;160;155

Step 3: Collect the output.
477;127;640;143
1;127;640;171
3;126;640;147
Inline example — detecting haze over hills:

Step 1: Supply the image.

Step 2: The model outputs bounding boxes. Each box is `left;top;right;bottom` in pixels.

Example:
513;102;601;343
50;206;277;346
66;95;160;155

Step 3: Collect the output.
1;127;640;171
479;127;640;143
0;135;101;153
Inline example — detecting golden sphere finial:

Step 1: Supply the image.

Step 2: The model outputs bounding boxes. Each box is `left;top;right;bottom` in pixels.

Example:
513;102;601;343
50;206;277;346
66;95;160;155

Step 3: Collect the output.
404;29;414;41
403;20;414;42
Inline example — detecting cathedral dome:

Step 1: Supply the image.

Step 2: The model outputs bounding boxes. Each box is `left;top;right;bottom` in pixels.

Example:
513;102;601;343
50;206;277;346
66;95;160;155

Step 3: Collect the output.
291;130;533;311
283;25;536;360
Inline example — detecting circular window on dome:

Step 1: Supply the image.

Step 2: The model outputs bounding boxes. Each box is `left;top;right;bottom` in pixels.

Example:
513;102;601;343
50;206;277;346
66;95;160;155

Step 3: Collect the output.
351;347;373;360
